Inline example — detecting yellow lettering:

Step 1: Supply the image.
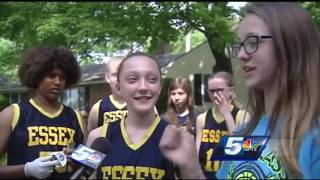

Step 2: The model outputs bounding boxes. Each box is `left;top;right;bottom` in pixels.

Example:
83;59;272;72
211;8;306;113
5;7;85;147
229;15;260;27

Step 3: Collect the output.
215;130;221;143
136;166;149;179
213;160;220;172
123;111;128;120
205;148;213;171
112;166;123;179
209;130;215;143
115;111;122;120
205;148;221;172
111;112;117;121
27;126;76;146
39;126;48;145
57;127;67;146
104;110;128;123
102;166;111;179
104;112;109;122
48;127;58;145
67;128;75;144
201;129;209;142
150;167;165;179
122;166;135;179
222;131;228;138
100;165;167;179
28;126;39;146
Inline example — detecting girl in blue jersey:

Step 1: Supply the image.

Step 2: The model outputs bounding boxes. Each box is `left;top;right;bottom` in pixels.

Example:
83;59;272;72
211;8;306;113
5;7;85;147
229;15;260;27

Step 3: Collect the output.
217;2;320;179
95;52;205;179
0;47;86;179
161;77;200;136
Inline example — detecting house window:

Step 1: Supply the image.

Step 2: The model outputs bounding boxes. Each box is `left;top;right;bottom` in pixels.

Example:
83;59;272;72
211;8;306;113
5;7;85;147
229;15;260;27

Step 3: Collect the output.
61;87;86;111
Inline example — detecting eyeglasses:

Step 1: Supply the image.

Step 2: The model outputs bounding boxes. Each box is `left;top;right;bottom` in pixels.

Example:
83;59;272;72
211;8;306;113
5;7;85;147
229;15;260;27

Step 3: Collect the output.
231;35;272;58
208;88;225;94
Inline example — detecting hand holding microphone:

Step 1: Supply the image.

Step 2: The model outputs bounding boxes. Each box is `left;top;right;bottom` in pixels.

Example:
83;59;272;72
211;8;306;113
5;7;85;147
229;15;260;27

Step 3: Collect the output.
69;137;111;180
24;156;60;179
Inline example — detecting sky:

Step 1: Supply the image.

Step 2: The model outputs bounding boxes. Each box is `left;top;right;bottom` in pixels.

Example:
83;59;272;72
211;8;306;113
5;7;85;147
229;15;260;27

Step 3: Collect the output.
228;2;247;10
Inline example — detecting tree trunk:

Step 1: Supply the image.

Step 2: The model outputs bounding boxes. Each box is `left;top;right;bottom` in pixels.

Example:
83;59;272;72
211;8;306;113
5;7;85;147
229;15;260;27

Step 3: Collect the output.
207;37;233;74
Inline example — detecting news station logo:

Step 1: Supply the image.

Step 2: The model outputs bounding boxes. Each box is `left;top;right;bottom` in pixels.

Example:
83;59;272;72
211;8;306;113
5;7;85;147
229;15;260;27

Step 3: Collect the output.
71;144;106;169
211;136;269;161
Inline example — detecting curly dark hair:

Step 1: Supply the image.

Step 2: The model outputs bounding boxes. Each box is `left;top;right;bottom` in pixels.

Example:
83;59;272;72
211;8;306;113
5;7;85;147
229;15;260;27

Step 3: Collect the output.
18;47;81;89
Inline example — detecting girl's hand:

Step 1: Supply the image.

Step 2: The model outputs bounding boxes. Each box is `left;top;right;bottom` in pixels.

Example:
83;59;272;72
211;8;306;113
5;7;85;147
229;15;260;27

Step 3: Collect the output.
214;92;230;116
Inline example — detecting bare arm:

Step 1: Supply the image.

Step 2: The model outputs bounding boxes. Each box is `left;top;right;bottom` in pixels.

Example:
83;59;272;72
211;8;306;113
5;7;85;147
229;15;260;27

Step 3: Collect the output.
0;105;27;178
215;92;236;135
85;126;102;147
196;113;206;155
87;102;100;133
223;113;237;135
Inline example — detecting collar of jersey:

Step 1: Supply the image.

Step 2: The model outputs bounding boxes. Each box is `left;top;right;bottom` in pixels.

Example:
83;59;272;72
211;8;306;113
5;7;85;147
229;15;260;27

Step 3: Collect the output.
110;94;127;109
120;115;160;150
30;98;63;119
177;108;189;117
212;105;234;124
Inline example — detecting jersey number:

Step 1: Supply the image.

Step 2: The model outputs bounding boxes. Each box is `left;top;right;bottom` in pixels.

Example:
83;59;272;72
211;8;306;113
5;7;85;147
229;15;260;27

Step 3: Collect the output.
204;148;220;172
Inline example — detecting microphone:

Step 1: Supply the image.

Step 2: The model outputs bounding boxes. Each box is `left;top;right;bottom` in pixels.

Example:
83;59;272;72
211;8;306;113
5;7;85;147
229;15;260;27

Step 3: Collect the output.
70;137;111;180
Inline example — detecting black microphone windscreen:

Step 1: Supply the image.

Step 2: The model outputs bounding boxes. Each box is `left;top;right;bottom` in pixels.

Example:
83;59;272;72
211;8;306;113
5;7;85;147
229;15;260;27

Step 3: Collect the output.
90;137;112;155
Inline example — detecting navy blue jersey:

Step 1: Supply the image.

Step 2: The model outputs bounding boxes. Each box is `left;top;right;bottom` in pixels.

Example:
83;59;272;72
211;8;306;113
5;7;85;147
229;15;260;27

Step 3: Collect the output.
97;95;128;127
97;116;175;179
7;99;85;179
198;107;239;179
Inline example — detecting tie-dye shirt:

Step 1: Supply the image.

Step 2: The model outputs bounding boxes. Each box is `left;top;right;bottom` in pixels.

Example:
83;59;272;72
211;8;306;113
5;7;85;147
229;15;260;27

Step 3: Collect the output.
216;115;320;179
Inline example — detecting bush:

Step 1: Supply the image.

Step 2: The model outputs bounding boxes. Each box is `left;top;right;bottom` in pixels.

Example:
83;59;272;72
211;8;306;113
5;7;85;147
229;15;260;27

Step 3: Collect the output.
0;95;9;111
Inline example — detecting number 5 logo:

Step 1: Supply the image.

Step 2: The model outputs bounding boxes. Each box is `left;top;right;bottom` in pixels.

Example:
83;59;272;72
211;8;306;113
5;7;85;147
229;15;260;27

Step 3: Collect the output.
72;145;94;161
224;137;244;155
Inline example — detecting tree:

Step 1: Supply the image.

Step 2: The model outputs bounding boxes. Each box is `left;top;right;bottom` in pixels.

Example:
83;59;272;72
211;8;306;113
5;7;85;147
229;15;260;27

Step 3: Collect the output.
1;2;319;76
171;30;207;54
0;2;239;74
169;2;238;73
0;38;19;81
301;2;320;28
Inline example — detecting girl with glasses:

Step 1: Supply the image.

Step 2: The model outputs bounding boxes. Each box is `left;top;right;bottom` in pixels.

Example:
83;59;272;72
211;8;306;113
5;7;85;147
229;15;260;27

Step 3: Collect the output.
196;71;250;179
217;2;320;179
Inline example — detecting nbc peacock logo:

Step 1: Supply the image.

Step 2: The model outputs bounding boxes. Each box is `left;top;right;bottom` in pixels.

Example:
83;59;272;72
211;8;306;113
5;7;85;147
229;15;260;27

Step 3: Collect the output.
242;139;260;151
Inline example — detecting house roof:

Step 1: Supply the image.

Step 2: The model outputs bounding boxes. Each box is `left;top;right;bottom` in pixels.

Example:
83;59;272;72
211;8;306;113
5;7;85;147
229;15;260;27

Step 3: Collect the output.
80;63;106;82
155;53;186;68
79;53;187;82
